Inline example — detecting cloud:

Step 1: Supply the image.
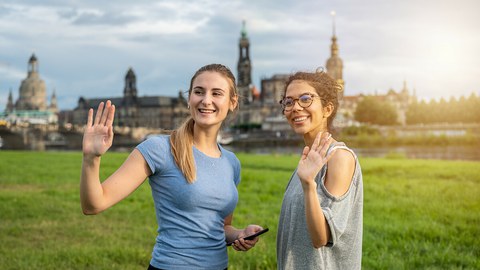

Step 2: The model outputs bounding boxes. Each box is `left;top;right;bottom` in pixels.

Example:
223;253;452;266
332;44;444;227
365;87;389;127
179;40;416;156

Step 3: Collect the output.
1;0;479;110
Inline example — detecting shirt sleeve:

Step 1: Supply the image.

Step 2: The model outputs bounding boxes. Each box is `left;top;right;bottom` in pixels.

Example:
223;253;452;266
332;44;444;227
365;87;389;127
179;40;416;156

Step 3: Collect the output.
135;135;169;175
233;156;241;186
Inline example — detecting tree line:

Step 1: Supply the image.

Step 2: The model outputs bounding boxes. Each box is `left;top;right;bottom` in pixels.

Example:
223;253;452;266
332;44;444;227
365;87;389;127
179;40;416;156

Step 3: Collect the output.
353;93;480;126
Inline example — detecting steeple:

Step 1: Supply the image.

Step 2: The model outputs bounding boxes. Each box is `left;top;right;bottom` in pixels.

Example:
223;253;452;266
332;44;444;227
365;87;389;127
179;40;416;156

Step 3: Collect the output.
49;89;58;113
401;80;408;93
124;67;138;106
325;11;344;99
6;89;14;112
237;20;252;104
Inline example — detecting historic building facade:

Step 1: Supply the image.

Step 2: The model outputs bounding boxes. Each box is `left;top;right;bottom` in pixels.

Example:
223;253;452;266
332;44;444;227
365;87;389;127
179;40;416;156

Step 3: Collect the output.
71;67;189;131
2;54;58;125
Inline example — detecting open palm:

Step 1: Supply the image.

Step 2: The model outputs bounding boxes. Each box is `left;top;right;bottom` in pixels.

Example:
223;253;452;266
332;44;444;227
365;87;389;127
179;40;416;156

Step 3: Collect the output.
297;133;335;185
82;101;116;157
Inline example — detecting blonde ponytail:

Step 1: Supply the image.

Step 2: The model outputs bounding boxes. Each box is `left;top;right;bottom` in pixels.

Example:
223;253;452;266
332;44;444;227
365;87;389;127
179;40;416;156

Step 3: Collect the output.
170;117;196;183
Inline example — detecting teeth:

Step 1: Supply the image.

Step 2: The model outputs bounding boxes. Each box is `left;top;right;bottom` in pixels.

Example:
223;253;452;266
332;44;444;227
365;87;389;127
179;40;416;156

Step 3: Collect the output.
293;116;307;122
199;109;215;113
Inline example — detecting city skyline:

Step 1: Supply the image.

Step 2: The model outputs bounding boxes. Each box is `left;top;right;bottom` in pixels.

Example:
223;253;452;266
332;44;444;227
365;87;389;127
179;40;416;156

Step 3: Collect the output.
1;0;479;110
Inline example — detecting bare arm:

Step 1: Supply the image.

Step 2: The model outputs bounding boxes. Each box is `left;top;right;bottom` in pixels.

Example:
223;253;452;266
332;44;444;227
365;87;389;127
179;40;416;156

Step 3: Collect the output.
80;101;151;214
296;132;339;248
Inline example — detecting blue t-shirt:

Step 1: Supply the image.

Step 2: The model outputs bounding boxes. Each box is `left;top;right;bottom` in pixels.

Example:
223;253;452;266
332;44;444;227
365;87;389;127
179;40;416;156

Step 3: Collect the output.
136;135;241;270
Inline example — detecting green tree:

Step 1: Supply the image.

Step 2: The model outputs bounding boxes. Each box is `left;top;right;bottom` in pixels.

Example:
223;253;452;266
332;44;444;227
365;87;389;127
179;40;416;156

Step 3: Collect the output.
354;96;398;125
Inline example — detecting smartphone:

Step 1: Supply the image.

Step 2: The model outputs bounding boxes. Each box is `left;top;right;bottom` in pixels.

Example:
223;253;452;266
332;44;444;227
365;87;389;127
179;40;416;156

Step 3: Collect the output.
227;228;269;246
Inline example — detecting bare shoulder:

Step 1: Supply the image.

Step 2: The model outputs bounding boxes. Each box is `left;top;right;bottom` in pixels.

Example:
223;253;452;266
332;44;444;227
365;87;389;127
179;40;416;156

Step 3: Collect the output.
324;148;356;197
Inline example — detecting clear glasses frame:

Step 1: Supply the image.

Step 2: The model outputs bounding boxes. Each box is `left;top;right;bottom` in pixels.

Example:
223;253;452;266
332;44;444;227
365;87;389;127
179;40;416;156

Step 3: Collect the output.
280;93;320;112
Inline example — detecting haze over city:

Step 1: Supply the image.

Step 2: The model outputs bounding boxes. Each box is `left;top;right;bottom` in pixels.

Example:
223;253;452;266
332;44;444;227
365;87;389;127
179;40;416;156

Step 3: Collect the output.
1;0;479;110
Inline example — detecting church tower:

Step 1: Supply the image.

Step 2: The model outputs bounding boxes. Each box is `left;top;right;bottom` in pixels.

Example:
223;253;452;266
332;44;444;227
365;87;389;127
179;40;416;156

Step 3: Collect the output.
6;89;14;112
49;89;58;113
325;11;345;99
237;20;252;104
123;67;138;106
15;53;47;110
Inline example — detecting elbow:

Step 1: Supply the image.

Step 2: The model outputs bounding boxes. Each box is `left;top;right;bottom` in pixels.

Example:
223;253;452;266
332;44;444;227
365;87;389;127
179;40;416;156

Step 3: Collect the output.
312;239;329;249
82;208;98;215
81;204;103;215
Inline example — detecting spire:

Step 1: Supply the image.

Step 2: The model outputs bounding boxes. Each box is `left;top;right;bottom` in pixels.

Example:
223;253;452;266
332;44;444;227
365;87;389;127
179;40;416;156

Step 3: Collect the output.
6;88;14;112
49;88;58;113
330;11;338;57
237;20;252;104
241;20;247;38
325;11;344;98
331;11;336;37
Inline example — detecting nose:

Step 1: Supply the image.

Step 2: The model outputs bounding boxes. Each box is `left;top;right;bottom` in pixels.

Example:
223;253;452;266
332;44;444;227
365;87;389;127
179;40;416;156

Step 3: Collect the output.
202;92;213;105
291;99;303;111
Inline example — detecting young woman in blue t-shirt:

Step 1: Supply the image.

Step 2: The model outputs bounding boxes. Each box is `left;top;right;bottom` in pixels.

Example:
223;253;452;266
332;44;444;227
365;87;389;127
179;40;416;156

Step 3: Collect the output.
80;64;263;270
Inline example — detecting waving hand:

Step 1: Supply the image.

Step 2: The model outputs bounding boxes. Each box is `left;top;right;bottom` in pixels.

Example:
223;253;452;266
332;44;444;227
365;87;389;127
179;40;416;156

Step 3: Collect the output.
297;132;336;187
82;100;116;157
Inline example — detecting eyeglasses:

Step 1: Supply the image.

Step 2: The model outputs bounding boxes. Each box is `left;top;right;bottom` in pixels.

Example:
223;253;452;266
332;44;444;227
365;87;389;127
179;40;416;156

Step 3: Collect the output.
280;93;320;112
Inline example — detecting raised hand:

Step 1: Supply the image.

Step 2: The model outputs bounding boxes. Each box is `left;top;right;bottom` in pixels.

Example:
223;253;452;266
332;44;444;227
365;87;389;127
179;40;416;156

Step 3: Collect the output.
297;132;335;188
82;100;116;157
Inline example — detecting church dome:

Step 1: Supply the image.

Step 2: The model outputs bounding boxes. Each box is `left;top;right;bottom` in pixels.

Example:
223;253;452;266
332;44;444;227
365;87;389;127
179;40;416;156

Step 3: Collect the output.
16;54;47;110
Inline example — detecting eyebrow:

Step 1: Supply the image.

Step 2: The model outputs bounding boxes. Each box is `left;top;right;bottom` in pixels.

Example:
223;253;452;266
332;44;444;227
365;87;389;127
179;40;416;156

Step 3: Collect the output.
285;92;314;98
193;86;226;92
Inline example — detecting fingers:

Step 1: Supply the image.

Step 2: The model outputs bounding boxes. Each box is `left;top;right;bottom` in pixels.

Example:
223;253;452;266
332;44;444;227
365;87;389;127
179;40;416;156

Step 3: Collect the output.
231;239;255;251
317;133;332;155
105;104;115;127
301;146;310;160
311;132;322;151
99;100;111;125
94;102;104;125
86;108;93;127
93;101;114;126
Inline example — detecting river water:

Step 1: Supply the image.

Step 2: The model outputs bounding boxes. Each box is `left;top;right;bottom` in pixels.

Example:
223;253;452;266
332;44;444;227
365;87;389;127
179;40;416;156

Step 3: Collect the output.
225;145;480;161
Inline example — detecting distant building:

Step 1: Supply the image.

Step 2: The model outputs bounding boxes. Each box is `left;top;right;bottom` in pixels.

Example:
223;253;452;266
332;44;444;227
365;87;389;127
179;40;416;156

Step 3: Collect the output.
2;54;58;125
234;22;283;128
71;67;189;130
338;81;414;126
0;17;417;133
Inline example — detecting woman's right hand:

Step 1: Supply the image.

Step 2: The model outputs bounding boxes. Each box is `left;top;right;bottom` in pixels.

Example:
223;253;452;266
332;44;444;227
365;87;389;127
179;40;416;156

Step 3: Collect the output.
82;100;116;157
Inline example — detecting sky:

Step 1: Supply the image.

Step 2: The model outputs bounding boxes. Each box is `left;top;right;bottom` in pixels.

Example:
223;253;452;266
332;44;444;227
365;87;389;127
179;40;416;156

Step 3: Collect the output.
1;0;479;110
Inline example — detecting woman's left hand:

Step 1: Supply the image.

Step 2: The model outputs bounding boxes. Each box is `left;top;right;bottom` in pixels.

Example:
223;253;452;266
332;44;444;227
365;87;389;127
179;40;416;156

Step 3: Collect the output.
231;225;263;251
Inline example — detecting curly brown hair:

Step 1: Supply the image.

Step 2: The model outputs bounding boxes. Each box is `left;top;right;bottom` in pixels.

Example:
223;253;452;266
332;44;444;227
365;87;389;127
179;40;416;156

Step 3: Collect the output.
282;69;342;131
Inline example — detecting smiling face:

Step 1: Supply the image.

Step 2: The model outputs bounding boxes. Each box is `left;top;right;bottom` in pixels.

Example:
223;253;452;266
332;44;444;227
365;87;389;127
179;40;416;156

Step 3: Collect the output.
188;71;237;130
283;80;332;140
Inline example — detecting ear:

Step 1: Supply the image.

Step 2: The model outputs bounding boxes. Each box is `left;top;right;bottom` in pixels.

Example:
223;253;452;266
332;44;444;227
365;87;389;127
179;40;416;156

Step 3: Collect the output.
230;95;238;111
323;102;334;118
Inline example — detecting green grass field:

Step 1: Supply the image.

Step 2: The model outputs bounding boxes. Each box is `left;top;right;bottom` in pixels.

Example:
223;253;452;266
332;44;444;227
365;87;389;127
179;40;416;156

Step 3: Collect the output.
0;151;479;269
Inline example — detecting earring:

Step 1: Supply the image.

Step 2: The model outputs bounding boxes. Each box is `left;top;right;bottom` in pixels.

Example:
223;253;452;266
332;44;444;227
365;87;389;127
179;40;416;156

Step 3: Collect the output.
187;104;190;109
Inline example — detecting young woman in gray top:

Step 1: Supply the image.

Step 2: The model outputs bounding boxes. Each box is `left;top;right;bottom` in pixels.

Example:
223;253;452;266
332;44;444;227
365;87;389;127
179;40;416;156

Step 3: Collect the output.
277;70;363;269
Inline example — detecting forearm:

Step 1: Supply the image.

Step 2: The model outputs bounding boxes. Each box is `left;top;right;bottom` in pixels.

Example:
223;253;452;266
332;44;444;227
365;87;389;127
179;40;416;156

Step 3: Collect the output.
303;182;330;248
224;224;242;243
80;155;105;214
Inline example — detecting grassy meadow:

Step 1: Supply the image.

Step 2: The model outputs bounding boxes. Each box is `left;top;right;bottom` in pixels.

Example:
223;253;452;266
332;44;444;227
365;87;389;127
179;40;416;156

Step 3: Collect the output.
0;150;479;269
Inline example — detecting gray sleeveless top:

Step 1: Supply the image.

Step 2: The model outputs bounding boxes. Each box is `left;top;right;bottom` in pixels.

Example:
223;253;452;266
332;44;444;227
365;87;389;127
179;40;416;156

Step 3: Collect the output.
276;142;363;270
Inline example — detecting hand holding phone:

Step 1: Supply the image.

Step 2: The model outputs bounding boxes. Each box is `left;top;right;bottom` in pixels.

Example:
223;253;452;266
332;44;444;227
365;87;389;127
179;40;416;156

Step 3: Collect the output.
227;228;269;246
